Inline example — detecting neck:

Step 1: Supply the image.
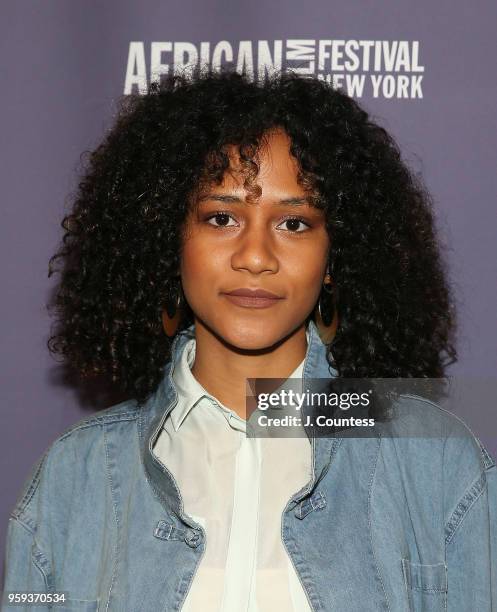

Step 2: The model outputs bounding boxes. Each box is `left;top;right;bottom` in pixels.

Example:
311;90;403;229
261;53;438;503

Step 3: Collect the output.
190;321;308;419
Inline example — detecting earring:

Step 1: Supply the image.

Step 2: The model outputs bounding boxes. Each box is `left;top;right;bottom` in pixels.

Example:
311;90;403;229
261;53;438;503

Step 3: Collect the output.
314;272;337;345
162;279;184;338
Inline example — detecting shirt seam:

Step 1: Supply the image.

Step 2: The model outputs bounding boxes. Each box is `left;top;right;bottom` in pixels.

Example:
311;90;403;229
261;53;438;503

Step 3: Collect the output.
444;468;488;545
8;516;52;590
11;452;50;520
57;412;139;442
8;514;36;536
368;433;391;612
103;422;121;612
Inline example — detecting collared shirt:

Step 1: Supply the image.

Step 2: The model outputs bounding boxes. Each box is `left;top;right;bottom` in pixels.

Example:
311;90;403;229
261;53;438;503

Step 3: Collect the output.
152;327;313;612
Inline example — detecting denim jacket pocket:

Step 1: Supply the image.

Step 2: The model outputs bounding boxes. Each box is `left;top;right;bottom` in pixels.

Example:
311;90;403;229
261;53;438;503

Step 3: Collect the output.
56;599;100;611
401;558;447;612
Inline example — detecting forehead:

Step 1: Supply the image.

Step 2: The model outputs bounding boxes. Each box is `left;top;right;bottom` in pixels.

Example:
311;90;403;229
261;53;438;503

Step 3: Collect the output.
212;129;304;194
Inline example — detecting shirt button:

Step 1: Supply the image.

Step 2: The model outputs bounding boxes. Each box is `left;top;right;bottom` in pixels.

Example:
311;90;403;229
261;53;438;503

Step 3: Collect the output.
184;529;202;548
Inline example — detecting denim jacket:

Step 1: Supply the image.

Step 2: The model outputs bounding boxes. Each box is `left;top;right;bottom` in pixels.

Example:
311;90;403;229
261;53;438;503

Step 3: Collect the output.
2;319;497;611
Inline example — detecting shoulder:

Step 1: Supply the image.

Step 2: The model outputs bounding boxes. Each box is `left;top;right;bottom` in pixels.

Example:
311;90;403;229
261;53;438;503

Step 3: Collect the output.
388;392;494;470
383;392;496;532
59;398;141;438
11;398;141;526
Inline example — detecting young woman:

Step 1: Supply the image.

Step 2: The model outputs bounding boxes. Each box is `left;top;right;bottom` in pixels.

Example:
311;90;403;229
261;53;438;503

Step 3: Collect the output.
3;72;496;612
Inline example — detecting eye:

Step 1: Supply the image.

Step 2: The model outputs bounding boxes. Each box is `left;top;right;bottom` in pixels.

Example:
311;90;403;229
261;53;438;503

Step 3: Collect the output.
203;212;312;233
277;217;311;233
204;212;238;228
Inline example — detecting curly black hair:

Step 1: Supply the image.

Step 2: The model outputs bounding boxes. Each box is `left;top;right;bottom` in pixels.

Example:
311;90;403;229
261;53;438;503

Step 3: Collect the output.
47;70;457;406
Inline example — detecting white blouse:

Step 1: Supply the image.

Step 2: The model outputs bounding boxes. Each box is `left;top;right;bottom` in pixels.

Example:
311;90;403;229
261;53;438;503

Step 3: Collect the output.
153;328;313;612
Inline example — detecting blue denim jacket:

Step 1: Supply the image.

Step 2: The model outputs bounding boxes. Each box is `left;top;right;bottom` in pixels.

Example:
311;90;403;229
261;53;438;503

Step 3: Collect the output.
3;319;497;611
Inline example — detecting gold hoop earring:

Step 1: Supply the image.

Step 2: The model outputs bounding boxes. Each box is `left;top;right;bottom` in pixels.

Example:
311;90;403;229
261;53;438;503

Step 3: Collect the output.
162;281;184;338
314;272;337;345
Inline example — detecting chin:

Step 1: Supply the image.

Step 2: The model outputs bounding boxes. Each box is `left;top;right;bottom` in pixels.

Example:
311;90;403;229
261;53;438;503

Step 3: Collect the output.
227;335;274;352
225;319;295;350
216;321;289;352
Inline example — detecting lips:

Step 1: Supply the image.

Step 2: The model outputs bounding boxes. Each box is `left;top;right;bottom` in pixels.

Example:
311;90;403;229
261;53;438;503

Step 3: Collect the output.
222;288;284;309
224;288;282;299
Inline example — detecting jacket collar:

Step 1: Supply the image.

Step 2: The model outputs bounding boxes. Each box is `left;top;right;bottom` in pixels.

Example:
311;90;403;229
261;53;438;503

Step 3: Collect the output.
138;319;340;521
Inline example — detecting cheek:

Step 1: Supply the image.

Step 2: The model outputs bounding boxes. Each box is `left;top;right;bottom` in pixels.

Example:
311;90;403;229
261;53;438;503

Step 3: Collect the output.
288;264;327;310
286;242;329;285
180;239;225;290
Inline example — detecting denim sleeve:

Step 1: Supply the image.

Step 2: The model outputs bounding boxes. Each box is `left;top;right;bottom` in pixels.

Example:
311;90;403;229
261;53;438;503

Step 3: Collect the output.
445;452;497;611
1;518;53;611
1;453;54;612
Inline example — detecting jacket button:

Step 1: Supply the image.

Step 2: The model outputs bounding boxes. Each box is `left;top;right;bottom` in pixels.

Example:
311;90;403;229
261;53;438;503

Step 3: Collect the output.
184;529;202;548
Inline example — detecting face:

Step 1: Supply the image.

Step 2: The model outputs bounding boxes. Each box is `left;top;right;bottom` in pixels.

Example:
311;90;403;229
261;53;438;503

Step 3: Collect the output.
179;129;331;350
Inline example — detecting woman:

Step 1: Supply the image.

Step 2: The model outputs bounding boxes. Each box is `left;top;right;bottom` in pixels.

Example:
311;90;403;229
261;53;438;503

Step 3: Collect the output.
3;71;496;612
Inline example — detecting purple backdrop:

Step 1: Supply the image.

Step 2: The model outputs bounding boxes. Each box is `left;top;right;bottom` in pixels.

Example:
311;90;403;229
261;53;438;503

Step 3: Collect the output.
1;0;496;580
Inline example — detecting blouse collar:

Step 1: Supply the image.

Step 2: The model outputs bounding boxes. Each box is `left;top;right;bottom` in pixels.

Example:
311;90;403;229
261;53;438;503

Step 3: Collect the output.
169;326;310;432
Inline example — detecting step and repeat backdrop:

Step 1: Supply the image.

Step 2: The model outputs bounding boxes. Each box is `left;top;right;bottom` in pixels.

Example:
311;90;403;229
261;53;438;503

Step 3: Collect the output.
1;0;496;579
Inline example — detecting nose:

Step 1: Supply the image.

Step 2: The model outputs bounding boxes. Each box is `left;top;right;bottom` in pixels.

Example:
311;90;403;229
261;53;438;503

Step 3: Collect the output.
230;221;279;275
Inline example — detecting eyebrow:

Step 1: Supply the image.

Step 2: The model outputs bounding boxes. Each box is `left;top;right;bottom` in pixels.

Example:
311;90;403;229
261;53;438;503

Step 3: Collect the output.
197;194;316;207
